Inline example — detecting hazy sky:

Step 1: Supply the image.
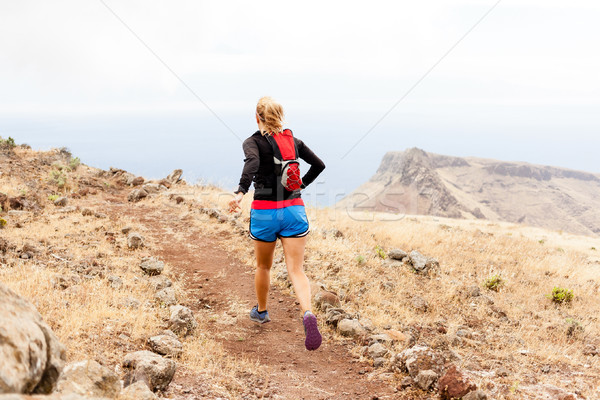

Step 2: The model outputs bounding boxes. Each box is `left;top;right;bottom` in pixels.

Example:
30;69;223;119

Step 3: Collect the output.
1;1;599;201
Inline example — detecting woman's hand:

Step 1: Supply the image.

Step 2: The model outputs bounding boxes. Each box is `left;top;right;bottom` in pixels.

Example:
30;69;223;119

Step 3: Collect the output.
228;192;243;213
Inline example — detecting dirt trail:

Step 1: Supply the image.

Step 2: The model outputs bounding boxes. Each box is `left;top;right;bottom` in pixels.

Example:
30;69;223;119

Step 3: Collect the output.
112;201;403;400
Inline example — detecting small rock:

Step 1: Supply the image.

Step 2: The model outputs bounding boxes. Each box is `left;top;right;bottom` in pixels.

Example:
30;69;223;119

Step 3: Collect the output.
408;250;438;274
81;208;94;216
393;345;445;377
463;390;488;400
94;212;107;219
438;365;477;400
140;258;164;276
128;189;148;202
53;197;68;207
496;367;509;377
119;380;157;400
411;296;428;313
107;275;123;290
168;305;197;336
55;360;120;398
325;308;349;327
337;319;366;338
466;285;481;297
121;226;133;235
368;343;389;359
127;233;144;249
148;275;172;291
373;357;387;368
131;177;145;186
415;369;438;391
120;297;141;309
165;169;183;184
388;249;408;260
142;184;160;194
399;376;413;389
148;334;183;358
155;287;177;306
314;290;341;311
122;350;176;392
368;333;393;346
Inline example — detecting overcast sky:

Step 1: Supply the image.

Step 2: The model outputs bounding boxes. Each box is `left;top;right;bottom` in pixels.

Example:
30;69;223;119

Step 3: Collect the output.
1;0;599;193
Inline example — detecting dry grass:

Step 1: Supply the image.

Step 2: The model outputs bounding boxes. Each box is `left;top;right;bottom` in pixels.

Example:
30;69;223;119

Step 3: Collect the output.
188;185;600;399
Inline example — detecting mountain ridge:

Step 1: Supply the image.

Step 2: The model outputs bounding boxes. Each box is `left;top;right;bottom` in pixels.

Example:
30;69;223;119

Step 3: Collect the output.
339;148;600;236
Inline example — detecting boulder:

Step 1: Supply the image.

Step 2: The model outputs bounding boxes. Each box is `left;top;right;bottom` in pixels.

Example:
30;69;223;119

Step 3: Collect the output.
367;343;388;359
148;334;183;358
438;365;477;399
337;319;366;338
415;369;439;391
393;345;445;378
127;233;144;249
388;249;408;260
131;177;144;187
140;258;164;276
0;283;66;394
118;380;157;400
168;305;197;336
154;287;177;306
55;360;120;398
165;169;183;184
122;351;175;392
128;189;148;203
313;290;341;311
141;184;160;194
368;333;394;346
373;358;387;368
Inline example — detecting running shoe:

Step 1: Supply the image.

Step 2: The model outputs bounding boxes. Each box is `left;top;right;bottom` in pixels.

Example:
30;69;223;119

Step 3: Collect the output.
249;305;271;324
303;311;322;350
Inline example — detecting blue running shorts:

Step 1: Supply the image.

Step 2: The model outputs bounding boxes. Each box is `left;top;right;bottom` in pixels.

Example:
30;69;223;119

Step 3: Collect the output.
249;205;309;242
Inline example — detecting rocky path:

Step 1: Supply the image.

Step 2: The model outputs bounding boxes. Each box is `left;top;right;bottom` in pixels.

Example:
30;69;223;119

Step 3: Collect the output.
114;201;403;400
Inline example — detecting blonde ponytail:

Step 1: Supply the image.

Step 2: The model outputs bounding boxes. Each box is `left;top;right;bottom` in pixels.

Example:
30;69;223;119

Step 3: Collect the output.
256;96;285;135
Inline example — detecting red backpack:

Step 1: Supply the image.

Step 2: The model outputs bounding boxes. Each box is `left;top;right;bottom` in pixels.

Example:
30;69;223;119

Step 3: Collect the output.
266;129;303;191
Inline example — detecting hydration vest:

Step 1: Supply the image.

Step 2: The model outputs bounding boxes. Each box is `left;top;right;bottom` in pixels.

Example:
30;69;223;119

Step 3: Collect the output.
266;129;303;192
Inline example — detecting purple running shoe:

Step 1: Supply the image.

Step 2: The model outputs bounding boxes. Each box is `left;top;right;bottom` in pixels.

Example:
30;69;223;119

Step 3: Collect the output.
303;311;322;350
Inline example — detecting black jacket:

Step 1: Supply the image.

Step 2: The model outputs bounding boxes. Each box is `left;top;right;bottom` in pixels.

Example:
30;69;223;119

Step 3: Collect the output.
235;130;325;201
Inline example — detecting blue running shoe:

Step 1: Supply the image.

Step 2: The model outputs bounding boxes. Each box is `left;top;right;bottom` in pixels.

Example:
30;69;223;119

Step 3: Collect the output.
303;311;322;350
249;305;271;324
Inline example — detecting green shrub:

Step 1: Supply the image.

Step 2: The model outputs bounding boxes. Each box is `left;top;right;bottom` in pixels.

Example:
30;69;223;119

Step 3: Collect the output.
565;318;583;336
547;287;573;304
0;217;7;228
48;194;60;202
49;169;67;189
484;274;504;292
0;136;16;150
375;245;387;259
69;157;81;170
355;255;365;265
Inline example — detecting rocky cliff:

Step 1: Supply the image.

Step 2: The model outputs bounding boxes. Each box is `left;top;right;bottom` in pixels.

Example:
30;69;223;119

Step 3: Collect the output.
338;148;600;236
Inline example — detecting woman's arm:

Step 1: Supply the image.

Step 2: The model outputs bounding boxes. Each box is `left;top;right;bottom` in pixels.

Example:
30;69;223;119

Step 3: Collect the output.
295;138;325;188
230;137;259;212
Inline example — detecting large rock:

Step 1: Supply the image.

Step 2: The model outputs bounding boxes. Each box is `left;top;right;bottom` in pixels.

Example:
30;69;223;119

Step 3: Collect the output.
122;351;176;392
55;360;120;398
407;250;439;274
324;308;349;328
367;343;388;359
337;319;366;338
438;365;477;399
313;290;341;311
148;276;172;291
0;283;66;394
118;380;157;400
168;305;197;336
140;258;164;276
393;345;445;378
148;333;183;358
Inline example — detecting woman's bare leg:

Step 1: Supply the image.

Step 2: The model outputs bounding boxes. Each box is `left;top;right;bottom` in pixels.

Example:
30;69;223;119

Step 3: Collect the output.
280;236;312;314
254;240;276;311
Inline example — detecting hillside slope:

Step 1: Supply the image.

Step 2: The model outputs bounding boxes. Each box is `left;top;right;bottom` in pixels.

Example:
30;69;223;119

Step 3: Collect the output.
338;148;600;236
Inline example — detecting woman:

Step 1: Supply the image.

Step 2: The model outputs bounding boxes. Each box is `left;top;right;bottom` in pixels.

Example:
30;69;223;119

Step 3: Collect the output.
229;96;326;351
